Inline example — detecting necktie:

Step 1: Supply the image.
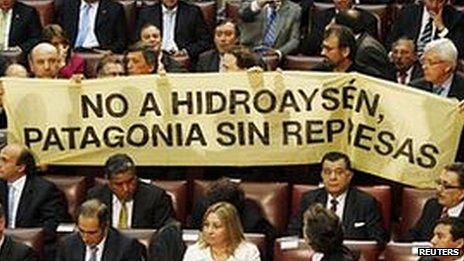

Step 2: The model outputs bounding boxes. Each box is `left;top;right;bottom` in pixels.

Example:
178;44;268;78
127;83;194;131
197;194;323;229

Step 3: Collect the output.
8;184;15;228
118;200;128;229
0;11;7;50
330;198;338;213
88;246;98;261
433;86;444;96
75;3;91;48
418;17;433;55
263;8;277;48
441;207;449;219
398;72;407;85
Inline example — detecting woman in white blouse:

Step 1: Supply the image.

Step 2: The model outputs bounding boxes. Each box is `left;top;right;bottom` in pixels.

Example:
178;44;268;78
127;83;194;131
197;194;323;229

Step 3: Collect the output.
183;201;261;261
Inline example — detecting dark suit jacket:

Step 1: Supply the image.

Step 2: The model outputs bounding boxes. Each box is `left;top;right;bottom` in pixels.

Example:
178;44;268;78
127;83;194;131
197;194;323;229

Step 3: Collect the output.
390;62;423;84
301;7;378;55
0;235;37;261
410;73;464;101
87;180;174;229
55;0;127;53
9;2;42;53
405;198;464;242
195;49;220;72
136;1;211;59
287;187;388;245
56;228;145;261
387;4;464;57
355;32;392;79
0;175;67;241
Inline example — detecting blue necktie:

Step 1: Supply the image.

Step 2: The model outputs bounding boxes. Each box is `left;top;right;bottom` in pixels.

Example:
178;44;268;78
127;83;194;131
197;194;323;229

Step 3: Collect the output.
263;8;277;47
75;3;91;48
433;86;444;96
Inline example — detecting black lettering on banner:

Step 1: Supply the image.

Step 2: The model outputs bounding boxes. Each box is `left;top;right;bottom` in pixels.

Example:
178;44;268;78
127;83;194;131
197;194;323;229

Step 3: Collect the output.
327;119;345;142
196;91;203;114
172;91;193;115
321;88;339;110
24;128;42;148
392;138;415;164
186;123;207;146
152;124;173;146
80;126;101;149
374;131;395;155
127;124;149;147
254;89;276;113
306;120;324;144
105;93;128;118
282;121;302;145
217;122;235;146
206;91;227;114
417;143;439;169
175;123;183;146
43;128;65;151
347;118;353;144
342;86;356;109
61;127;81;149
298;89;318;111
230;90;250;114
353;123;375;151
139;93;162;117
103;126;124;147
81;93;103;118
356;90;380;117
279;90;301;113
248;122;269;145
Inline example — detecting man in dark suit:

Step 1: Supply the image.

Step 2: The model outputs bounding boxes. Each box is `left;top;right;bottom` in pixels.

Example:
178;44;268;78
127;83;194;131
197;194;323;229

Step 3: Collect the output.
0;203;37;261
0;0;42;53
87;153;174;229
301;0;378;55
239;0;301;59
56;199;145;261
135;0;210;62
287;151;388;245
405;163;464;242
55;0;127;53
0;143;67;260
390;37;423;85
334;9;392;79
195;20;239;72
387;1;464;58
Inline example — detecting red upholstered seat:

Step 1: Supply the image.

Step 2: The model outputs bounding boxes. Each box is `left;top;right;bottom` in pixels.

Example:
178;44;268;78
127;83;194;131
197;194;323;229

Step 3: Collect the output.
398;187;435;238
154;180;188;224
6;228;44;260
20;0;54;27
121;229;156;250
282;55;324;71
384;242;430;261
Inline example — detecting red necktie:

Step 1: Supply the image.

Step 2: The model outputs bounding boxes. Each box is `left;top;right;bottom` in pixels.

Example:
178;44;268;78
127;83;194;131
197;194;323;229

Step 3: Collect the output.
399;72;407;85
441;207;449;219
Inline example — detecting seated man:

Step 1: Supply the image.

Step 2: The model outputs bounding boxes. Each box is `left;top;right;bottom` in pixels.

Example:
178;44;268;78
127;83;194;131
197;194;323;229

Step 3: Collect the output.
195;20;240;72
287;151;388;245
420;217;464;261
390;37;422;85
56;199;146;261
405;163;464;242
28;42;60;79
87;153;174;229
0;203;37;261
96;54;125;78
239;0;301;59
124;44;158;75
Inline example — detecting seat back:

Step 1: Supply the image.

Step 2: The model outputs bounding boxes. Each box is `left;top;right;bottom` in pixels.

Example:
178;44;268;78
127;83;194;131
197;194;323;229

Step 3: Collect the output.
76;52;106;78
225;1;240;22
291;185;392;230
154;180;188;224
118;0;137;36
192;1;216;34
356;4;389;41
398;187;436;237
121;229;156;250
193;180;289;233
282;55;324;71
43;175;88;221
20;0;54;27
6;228;44;261
384;242;428;261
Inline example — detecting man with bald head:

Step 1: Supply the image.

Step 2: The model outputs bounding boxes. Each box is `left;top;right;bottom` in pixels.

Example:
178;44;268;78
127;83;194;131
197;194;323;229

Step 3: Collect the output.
0;143;67;260
28;42;60;78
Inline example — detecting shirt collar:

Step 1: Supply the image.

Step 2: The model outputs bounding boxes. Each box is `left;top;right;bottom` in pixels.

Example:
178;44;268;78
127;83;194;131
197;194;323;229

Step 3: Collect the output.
448;199;464;217
327;190;348;203
434;73;454;90
80;0;98;9
162;5;178;14
86;234;107;255
8;174;27;191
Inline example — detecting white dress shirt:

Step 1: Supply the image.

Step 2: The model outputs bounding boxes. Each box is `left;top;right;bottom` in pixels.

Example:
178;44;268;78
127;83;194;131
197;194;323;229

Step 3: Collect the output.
76;0;100;48
0;9;12;50
85;236;106;261
397;67;414;85
326;191;348;221
433;73;453;98
418;7;449;42
111;195;133;228
161;5;178;52
447;200;464;217
7;175;27;228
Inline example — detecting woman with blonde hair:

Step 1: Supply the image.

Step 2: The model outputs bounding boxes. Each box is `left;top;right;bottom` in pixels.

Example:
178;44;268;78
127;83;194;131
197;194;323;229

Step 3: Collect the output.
183;202;260;261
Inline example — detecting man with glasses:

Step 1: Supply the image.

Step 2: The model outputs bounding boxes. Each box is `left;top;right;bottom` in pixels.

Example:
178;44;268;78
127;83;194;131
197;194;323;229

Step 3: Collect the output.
56;199;145;261
405;163;464;242
287;151;388;245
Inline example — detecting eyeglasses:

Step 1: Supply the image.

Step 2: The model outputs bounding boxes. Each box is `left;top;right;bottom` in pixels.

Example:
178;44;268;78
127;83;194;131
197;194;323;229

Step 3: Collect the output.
421;59;446;66
435;179;462;190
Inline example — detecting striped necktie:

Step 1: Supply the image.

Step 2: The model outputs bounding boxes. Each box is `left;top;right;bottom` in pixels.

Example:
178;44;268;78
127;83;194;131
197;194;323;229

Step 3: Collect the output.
263;8;277;48
418;17;433;55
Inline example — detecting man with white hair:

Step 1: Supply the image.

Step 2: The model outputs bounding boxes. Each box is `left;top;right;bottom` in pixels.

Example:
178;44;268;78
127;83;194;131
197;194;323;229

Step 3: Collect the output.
28;42;60;79
411;38;464;100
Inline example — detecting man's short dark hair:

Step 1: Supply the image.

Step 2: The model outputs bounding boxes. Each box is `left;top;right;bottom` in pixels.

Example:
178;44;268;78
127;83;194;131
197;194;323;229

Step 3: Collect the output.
321;151;352;170
215;19;240;39
206;177;246;213
324;25;357;61
104;153;136;179
227;45;260;70
125;42;158;72
436;217;464;241
304;203;344;253
334;9;365;35
17;148;37;176
78;199;110;228
445;163;464;188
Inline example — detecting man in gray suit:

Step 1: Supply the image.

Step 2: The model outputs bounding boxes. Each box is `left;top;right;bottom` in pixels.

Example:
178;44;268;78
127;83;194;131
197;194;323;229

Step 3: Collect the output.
238;0;301;60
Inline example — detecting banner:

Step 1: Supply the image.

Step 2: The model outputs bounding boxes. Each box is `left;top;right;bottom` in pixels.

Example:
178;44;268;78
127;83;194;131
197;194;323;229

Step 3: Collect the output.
2;71;463;187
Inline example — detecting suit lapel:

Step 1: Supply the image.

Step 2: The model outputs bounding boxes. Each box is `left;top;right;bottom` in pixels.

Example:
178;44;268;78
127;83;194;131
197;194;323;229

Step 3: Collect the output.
342;188;356;228
274;3;288;43
70;0;81;43
132;181;143;227
447;74;462;99
102;229;116;261
414;6;424;40
102;186;114;220
16;176;33;225
0;236;12;259
0;182;7;222
95;0;109;38
174;2;185;42
9;4;21;44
